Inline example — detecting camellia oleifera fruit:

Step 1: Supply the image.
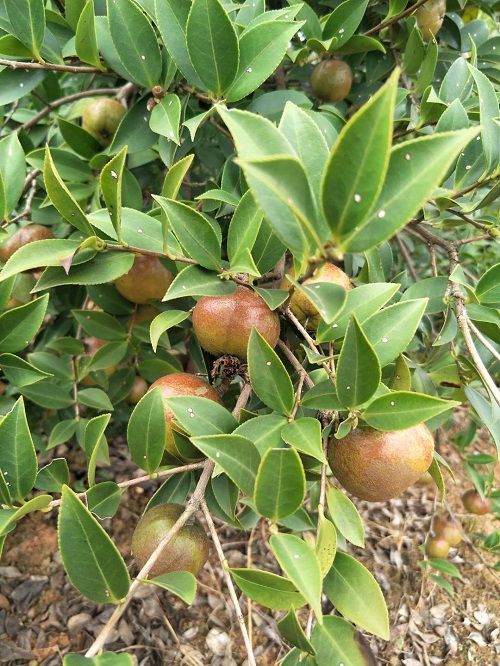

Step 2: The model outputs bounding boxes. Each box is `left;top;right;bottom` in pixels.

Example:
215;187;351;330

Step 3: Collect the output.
82;97;127;147
0;224;54;263
432;515;462;547
114;254;173;305
415;0;446;41
148;372;223;459
126;375;148;405
327;424;435;501
461;489;491;515
425;534;450;559
283;263;351;330
310;59;353;103
131;503;209;578
192;286;280;359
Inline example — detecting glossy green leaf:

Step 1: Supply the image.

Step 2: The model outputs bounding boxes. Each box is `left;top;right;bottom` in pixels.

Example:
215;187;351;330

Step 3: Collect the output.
300;380;343;411
388;354;412;391
401;276;448;315
311;615;378;666
270;533;323;622
0;68;46;106
127;387;166;475
162;265;237;301
343;129;478;252
403;24;425;76
226;21;299;103
337;316;381;409
233;414;288;457
161;155;195;200
248;328;294;416
84;341;129;373
78;388;114;412
281;417;327;464
84;413;111;487
277;610;316;655
315;510;337;578
322;70;397;242
439;56;473;104
254;448;306;521
323;0;369;47
0;135;26;219
43;147;95;236
0;240;80;282
32;253;135;292
150;95;182;145
475;263;500;304
227;191;263;271
35;458;70;492
57;117;103;159
166;396;237;437
0;295;49;353
414;35;438;95
427;457;445;501
58;486;130;604
285;274;347;326
326;486;364;548
0;353;52;387
150;310;190;352
147;472;192;509
324;552;389;639
86;482;122;519
0;398;37;501
186;0;239;96
101;147;127;243
362;392;460;430
144;571;197;605
107;0;162;87
108;97;156;155
76;0;103;69
6;0;45;60
468;64;500;176
191;434;260;496
230;568;306;611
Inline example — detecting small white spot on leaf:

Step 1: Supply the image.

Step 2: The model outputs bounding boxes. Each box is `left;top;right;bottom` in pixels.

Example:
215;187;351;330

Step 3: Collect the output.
378;210;386;218
405;153;411;161
110;170;117;178
354;193;361;203
382;337;388;343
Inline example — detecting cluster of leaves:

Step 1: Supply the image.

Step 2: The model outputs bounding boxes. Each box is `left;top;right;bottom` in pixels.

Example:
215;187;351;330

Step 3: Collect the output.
0;0;499;663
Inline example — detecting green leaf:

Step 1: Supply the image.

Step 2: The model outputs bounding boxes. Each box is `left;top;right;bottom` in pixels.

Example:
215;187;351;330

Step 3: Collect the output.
363;299;428;367
86;482;123;519
427;457;445;501
186;0;239;96
161;155;195;200
166;396;237;437
0;135;26;219
144;571;197;605
58;486;130;604
32;253;135;292
277;610;316;655
362;392;460;431
388;354;412;392
270;533;323;622
6;0;45;60
322;69;398;243
343;129;479;252
0;68;46;106
281;418;327;464
285;274;347;326
64;652;134;665
233;414;288;457
35;458;70;492
300;380;343;411
191;434;260;496
254;448;306;521
150;310;190;352
127;387;166;475
43;147;95;236
324;552;389;639
150;95;182;145
326;486;364;548
78;388;114;412
403;24;425;76
107;0;162;87
0;295;49;353
226;21;299;103
72;309;128;341
162;265;237;301
248;328;294;415
227;191;263;271
0;239;81;282
230;568;306;611
57;117;103;159
76;0;103;69
336;316;381;409
311;615;378;666
323;0;369;47
476;263;500;304
401;276;448;314
0;353;52;387
153;197;222;270
85;413;111;487
84;341;129;373
0;398;37;501
315;510;337;578
467;64;500;176
101;147;128;243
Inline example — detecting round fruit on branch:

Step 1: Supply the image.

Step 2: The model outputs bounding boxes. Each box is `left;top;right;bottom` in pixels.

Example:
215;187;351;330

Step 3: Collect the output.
81;97;127;147
327;424;435;502
192;285;280;359
282;262;351;330
425;534;450;559
310;59;353;103
432;515;462;547
0;224;54;264
114;254;174;305
415;0;446;41
126;375;149;405
461;489;491;515
131;502;209;578
148;372;223;459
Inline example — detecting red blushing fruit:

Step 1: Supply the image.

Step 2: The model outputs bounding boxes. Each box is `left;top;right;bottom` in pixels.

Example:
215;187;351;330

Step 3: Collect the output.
461;489;491;515
425;534;450;559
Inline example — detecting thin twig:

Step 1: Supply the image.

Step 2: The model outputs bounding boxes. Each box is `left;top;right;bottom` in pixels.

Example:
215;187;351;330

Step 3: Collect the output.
467;319;500;364
0;58;103;73
395;233;419;282
277;340;314;389
364;0;429;36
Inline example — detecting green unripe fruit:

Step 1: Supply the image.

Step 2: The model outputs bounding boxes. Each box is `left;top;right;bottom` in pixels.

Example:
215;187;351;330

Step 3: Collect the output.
461;489;491;515
126;376;149;405
192;286;280;359
327;424;434;502
432;515;462;547
131;503;210;578
425;534;450;559
0;224;54;264
310;59;353;103
416;0;446;41
114;254;174;305
82;97;127;147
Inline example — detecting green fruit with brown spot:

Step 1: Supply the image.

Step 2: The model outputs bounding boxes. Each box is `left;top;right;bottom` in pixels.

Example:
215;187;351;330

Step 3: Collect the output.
310;59;353;103
425;534;450;559
82;97;126;147
131;502;209;578
192;286;280;359
432;515;462;547
148;372;223;459
282;263;352;330
416;0;446;41
327;424;434;502
461;489;491;515
0;224;54;263
114;254;174;305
